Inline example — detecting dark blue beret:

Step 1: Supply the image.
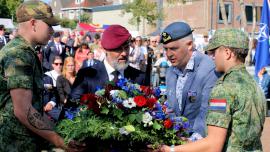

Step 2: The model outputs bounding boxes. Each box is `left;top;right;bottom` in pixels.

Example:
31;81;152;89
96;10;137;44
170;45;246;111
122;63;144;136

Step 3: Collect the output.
160;22;193;44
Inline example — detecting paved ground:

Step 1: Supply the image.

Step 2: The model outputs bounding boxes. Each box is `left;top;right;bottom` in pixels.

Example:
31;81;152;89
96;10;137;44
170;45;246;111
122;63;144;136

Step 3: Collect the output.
262;117;270;152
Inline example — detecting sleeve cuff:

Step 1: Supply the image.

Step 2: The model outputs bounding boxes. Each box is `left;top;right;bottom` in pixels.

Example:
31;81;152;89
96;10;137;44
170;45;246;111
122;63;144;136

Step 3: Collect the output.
48;101;56;107
188;132;203;142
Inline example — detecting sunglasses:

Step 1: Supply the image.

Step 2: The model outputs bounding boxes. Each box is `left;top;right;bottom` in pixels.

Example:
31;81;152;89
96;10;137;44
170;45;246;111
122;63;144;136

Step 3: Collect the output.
54;63;63;66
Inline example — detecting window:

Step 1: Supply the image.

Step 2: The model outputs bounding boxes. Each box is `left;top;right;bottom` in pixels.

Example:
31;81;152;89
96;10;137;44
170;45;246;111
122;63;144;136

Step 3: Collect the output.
75;0;84;4
69;10;75;20
245;5;263;23
217;2;233;24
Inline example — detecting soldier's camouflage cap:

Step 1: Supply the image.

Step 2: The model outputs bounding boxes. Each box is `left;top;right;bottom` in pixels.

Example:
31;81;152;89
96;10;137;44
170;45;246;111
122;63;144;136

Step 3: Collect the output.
206;28;249;51
16;0;59;26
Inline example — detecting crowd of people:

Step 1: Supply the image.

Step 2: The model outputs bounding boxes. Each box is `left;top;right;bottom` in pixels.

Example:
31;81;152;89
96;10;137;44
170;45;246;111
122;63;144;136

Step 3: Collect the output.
0;0;268;152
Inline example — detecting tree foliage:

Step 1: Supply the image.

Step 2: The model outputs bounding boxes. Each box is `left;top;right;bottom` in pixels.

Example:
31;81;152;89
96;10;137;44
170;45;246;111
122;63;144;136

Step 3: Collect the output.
60;18;77;29
80;12;92;23
0;0;23;20
123;0;163;26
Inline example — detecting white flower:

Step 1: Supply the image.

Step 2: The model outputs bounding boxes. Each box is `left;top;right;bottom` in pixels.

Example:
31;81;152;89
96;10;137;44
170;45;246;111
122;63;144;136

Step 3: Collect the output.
122;98;136;108
119;127;129;135
142;112;153;126
110;90;119;98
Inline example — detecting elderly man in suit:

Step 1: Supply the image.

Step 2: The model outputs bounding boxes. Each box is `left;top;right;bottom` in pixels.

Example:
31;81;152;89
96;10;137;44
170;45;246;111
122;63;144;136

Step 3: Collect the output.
70;25;148;100
160;22;219;140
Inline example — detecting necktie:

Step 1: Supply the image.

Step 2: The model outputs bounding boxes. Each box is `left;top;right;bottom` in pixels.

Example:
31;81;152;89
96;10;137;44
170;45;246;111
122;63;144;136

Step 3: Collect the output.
111;71;119;82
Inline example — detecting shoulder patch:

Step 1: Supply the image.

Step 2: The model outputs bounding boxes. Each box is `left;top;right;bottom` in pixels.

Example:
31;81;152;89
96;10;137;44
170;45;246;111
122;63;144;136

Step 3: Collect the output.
209;99;227;112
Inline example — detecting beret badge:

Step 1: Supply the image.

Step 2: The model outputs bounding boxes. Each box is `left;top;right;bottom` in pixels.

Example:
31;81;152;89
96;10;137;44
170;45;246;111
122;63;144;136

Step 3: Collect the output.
161;32;172;43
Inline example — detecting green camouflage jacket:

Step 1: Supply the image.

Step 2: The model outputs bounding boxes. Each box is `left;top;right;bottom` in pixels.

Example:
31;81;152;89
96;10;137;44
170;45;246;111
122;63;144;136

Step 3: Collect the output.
0;35;44;151
206;64;266;152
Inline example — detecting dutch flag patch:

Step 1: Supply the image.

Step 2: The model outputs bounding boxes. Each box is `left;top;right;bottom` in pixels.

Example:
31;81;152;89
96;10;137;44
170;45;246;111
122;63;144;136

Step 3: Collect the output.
209;99;227;112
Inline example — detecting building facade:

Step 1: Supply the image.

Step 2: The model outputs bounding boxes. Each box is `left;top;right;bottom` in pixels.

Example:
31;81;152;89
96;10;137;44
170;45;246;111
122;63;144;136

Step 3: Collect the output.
49;0;264;36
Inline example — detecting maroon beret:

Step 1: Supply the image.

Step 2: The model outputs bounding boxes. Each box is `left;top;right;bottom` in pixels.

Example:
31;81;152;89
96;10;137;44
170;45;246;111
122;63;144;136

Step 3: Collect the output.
101;25;131;50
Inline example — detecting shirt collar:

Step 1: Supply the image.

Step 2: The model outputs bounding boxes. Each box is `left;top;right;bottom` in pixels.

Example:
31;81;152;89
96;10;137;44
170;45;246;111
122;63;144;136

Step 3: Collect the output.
173;51;197;75
104;58;124;76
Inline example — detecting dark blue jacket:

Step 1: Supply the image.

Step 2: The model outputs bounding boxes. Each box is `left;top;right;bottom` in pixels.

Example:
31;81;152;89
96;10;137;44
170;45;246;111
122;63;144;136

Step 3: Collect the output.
43;74;62;121
70;61;148;100
42;41;67;71
81;59;100;69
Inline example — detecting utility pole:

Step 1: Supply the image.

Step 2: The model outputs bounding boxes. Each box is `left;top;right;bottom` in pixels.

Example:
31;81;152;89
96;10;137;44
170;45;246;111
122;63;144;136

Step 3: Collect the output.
157;0;163;34
79;0;81;23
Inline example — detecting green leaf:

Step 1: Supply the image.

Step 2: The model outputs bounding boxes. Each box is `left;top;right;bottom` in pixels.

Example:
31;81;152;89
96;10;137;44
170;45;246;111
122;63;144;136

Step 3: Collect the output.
135;112;143;123
113;109;124;120
153;121;162;130
118;90;128;99
101;107;109;115
128;114;136;123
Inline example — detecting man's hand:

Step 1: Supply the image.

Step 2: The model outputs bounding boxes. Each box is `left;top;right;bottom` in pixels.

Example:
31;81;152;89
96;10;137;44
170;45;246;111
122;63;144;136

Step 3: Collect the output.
44;102;53;111
66;140;88;152
160;145;170;152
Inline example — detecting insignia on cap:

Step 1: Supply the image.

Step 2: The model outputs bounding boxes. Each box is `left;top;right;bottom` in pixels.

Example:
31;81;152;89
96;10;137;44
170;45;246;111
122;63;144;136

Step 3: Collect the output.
161;32;172;43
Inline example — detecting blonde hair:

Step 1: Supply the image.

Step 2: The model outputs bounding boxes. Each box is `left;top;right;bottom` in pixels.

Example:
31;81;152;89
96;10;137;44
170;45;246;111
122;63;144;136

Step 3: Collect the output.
62;57;76;78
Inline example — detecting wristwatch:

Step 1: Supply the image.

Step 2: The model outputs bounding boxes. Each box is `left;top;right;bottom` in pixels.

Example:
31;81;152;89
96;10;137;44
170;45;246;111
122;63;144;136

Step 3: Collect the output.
170;145;175;152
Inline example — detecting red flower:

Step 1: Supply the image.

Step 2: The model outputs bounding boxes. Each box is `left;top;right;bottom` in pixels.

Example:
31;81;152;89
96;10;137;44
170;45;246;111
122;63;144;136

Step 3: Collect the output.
80;93;97;105
140;86;152;96
80;94;89;104
164;119;173;129
147;97;157;108
134;96;147;107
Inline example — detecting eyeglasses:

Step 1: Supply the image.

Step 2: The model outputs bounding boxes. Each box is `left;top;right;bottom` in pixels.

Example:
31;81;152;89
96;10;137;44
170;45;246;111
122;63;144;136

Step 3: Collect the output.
151;41;157;43
54;63;63;66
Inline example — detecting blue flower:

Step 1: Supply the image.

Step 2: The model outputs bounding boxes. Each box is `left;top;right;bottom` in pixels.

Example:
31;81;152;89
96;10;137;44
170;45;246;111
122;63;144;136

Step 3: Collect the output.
173;124;181;131
65;111;74;120
183;122;190;129
153;88;161;97
113;97;123;104
153;111;165;120
64;107;80;120
155;102;162;111
95;86;102;91
122;86;129;92
117;78;128;87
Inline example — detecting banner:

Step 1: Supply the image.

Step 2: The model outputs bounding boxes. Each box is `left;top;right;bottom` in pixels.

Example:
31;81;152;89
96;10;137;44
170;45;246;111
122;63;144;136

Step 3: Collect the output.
255;0;270;75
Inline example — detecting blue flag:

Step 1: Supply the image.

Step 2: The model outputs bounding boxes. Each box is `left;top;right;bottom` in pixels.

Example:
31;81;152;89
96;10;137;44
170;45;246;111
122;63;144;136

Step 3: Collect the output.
255;0;270;75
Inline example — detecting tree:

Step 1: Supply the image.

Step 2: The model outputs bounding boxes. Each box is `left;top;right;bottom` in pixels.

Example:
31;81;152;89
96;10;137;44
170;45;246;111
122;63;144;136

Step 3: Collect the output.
123;0;163;32
60;18;77;29
80;12;92;23
0;0;23;20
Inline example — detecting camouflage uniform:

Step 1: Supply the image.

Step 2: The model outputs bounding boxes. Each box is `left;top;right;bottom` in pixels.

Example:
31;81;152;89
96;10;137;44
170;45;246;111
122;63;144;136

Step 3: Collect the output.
0;36;44;152
205;28;266;152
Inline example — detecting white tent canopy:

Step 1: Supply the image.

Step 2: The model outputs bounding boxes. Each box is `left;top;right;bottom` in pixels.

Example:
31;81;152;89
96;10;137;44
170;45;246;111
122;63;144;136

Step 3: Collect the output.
0;18;15;29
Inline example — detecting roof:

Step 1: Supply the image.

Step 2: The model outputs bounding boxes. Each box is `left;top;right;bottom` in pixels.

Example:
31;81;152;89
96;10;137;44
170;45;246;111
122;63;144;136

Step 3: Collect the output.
91;4;122;12
60;0;112;8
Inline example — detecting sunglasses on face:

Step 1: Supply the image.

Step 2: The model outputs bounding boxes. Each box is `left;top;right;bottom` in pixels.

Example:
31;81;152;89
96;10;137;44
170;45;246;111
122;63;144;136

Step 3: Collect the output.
54;63;63;66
